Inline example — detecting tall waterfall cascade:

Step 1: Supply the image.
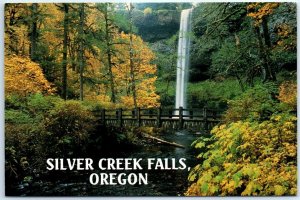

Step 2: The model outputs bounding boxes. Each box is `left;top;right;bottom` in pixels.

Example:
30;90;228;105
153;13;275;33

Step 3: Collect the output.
175;8;193;110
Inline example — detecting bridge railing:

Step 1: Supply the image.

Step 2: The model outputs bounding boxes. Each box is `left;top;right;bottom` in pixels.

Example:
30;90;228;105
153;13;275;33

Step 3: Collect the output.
95;107;224;130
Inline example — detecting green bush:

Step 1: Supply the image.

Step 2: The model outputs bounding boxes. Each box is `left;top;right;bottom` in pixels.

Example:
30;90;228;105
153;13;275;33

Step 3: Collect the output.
187;79;244;109
43;100;96;156
5;95;97;182
224;83;278;122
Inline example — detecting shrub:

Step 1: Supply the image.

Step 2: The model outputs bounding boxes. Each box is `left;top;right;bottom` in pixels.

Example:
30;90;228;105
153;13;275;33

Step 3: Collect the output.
5;56;55;97
224;84;278;122
186;112;297;196
5;111;43;182
277;81;296;110
5;95;97;182
43;100;96;156
187;79;243;109
186;83;297;196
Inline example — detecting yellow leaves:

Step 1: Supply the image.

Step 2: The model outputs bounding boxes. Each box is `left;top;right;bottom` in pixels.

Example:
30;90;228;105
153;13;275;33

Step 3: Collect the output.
226;180;236;193
274;185;286;196
247;3;279;26
275;23;295;50
241;181;262;196
277;81;297;109
112;32;160;108
195;141;206;149
277;23;292;38
187;107;297;196
282;142;296;157
5;55;55;97
5;4;31;55
185;183;200;196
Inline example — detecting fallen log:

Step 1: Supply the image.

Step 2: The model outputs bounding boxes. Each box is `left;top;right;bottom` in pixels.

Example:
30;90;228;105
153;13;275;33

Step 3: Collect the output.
142;133;185;148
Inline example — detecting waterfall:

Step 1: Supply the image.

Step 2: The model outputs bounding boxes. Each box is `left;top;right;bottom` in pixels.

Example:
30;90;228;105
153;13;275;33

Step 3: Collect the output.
175;8;193;111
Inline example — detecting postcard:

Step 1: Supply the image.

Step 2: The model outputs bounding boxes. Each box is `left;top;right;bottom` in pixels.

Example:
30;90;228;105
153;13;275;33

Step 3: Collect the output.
4;1;297;196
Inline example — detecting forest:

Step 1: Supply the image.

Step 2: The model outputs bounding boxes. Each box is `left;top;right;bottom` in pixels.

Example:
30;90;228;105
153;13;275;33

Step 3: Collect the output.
5;2;297;196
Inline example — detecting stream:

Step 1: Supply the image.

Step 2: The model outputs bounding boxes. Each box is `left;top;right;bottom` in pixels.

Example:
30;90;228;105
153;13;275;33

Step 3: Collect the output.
14;130;200;196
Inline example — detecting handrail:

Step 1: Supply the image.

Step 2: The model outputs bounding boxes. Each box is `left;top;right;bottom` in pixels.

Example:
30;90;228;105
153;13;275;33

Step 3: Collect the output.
95;106;223;129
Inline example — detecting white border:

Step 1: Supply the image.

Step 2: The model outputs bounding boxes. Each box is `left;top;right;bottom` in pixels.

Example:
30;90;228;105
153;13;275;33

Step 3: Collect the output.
0;0;299;199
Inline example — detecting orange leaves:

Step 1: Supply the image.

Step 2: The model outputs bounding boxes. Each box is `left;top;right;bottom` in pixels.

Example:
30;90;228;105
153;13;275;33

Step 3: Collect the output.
5;55;55;96
5;4;31;55
113;32;160;108
275;23;296;50
247;3;279;26
277;81;296;109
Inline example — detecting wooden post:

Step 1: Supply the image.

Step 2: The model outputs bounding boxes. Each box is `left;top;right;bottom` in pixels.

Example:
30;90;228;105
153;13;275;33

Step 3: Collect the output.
169;110;172;118
101;108;106;125
137;107;141;127
118;108;122;127
179;106;183;129
212;110;216;119
203;106;208;131
149;109;153;118
157;107;162;128
190;110;193;119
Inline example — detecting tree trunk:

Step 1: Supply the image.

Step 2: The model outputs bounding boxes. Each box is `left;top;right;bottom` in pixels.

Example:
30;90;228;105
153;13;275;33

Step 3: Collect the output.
262;17;276;81
234;71;245;92
30;3;38;61
262;17;271;48
104;5;116;103
62;3;69;100
128;3;138;109
254;25;275;82
142;133;185;148
79;4;85;101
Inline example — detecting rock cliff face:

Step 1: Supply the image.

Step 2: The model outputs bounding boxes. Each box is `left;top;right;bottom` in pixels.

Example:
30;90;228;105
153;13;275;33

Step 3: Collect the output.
118;9;180;42
135;10;180;42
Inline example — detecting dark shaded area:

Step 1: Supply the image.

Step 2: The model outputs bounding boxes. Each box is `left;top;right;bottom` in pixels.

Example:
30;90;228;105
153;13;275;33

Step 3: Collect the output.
6;130;200;196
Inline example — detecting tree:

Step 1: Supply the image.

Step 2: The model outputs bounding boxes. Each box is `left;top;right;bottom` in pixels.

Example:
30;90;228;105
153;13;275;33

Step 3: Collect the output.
191;3;296;88
29;3;38;61
247;3;280;82
5;4;30;56
79;4;85;101
127;3;138;109
152;34;178;104
61;3;69;100
113;32;160;108
96;3;120;103
5;56;55;97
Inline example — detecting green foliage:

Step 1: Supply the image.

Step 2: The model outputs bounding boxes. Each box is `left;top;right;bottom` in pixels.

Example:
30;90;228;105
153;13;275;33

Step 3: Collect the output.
117;8;180;42
224;83;279;122
191;3;296;85
5;94;97;182
157;79;244;109
5;110;33;124
155;81;176;107
187;79;244;109
43;100;96;156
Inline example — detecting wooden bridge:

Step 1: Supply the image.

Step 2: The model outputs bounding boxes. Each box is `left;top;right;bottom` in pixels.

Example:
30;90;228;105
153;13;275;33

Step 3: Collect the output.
95;107;223;130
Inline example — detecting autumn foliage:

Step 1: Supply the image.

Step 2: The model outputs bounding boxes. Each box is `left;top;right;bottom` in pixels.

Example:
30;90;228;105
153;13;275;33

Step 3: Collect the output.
5;56;55;97
186;84;297;196
247;3;279;26
278;81;297;109
113;33;160;108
